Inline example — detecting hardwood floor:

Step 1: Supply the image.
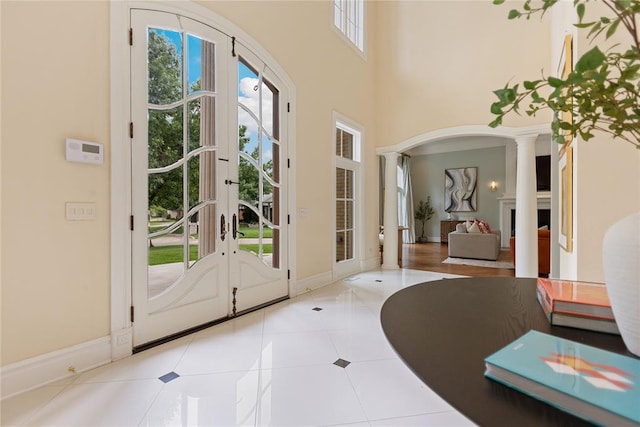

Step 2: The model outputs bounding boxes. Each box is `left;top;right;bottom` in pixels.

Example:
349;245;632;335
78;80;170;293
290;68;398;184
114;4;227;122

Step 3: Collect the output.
399;242;516;278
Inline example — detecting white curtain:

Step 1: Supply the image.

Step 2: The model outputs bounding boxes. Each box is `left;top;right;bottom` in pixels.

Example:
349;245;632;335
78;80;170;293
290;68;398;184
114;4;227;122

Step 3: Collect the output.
398;156;415;243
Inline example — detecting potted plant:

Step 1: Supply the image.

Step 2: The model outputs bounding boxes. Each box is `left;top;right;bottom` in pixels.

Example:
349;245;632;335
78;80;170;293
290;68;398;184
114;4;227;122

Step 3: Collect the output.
415;197;435;243
489;0;640;355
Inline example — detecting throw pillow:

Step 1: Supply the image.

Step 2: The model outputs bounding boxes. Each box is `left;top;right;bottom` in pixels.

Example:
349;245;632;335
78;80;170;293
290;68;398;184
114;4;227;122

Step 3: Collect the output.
455;223;467;233
465;220;475;232
468;222;481;233
478;220;492;234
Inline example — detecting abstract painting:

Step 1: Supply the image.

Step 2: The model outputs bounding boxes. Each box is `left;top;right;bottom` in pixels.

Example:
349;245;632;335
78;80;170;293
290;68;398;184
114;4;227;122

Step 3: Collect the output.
445;167;477;212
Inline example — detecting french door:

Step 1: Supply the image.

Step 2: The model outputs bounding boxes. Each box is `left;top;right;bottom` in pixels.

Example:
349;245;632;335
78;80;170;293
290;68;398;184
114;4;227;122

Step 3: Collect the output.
130;10;288;347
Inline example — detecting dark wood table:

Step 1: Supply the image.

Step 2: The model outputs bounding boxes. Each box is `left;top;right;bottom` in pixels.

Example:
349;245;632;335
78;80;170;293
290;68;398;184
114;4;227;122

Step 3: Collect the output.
380;277;635;427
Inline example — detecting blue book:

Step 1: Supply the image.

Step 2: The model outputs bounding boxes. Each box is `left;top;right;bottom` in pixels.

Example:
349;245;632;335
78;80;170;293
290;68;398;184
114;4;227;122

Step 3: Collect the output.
484;330;640;426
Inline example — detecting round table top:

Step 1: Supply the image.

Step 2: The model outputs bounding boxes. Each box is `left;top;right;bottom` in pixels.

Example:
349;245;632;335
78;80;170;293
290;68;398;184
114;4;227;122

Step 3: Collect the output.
380;277;633;427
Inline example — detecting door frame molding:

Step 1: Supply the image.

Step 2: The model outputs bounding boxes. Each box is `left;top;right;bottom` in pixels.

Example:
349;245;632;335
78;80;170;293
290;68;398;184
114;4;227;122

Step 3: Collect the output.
332;111;364;281
110;0;297;360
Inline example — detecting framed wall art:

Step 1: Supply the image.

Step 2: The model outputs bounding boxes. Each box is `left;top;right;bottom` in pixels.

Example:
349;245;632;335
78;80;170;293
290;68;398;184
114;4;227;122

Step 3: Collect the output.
444;167;477;212
557;34;574;145
559;145;573;252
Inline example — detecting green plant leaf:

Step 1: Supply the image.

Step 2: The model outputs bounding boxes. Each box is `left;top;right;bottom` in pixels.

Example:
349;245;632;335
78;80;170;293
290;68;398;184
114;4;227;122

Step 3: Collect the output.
492;0;506;4
488;117;503;128
576;3;585;21
575;21;597;28
490;102;504;115
523;80;541;90
508;9;521;19
606;19;620;39
548;76;563;87
494;87;517;103
575;47;606;72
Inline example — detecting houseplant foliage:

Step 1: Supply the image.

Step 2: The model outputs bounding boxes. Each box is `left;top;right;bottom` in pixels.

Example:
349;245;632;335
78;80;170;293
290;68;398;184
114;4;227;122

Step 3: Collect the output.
491;0;640;356
490;0;640;149
415;197;435;242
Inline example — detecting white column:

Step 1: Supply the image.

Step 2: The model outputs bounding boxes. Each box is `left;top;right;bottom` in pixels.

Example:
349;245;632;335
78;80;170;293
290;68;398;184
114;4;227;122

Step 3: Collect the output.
515;134;539;278
382;152;400;269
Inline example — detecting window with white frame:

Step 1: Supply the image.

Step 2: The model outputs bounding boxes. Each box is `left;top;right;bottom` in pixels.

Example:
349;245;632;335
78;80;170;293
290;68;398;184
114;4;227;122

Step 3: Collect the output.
333;0;364;52
335;122;361;264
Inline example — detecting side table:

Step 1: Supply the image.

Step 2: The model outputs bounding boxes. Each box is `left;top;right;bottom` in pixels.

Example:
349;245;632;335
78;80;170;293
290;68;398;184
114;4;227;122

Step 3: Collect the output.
440;220;463;244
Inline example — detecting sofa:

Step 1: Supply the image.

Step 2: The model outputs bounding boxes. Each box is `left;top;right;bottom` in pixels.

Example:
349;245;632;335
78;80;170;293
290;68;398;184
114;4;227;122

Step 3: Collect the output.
448;223;501;261
509;228;550;277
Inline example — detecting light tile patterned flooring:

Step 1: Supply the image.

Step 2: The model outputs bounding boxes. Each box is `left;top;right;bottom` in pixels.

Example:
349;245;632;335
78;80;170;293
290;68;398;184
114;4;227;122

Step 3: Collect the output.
1;269;477;426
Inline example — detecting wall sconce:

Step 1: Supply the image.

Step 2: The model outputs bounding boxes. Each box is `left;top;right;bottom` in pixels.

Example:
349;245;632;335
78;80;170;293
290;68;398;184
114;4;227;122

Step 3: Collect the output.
490;181;498;192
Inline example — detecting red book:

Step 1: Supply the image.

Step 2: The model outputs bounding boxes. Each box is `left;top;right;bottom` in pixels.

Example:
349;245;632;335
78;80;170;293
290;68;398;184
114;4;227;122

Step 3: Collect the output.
536;278;614;320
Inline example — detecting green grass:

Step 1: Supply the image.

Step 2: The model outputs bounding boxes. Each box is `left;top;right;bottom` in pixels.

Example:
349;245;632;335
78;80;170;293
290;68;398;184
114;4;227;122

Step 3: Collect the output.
148;245;198;266
239;225;273;238
239;244;273;254
149;243;272;265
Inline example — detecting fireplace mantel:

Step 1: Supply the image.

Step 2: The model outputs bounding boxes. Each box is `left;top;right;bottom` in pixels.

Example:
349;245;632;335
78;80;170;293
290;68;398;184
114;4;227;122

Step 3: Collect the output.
498;193;551;248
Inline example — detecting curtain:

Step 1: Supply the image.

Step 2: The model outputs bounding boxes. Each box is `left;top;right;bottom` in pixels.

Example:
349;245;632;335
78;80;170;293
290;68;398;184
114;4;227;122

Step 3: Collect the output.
398;156;415;243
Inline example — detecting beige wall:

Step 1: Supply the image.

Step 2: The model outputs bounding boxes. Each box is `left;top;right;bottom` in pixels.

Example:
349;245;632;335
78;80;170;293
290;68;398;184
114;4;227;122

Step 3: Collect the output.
1;1;111;364
374;0;551;147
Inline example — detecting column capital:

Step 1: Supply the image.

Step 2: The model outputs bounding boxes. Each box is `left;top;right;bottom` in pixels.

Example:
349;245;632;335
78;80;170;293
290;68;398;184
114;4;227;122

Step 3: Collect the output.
515;133;539;145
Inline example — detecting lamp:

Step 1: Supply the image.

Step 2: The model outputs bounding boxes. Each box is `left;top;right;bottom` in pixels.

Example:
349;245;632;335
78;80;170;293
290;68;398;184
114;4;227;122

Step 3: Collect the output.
490;181;498;192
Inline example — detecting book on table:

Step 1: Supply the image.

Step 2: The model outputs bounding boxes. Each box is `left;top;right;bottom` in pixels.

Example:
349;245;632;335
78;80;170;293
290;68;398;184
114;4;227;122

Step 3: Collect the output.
484;330;640;426
536;290;620;335
536;278;614;318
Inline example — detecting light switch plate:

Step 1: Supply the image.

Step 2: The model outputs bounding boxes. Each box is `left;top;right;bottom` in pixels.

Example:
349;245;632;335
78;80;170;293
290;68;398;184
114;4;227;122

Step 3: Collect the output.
66;203;96;221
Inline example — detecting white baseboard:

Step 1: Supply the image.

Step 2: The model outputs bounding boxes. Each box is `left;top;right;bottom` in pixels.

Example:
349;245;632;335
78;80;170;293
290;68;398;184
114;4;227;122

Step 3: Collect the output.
294;271;333;295
1;336;112;400
361;255;381;271
111;327;133;361
427;236;441;243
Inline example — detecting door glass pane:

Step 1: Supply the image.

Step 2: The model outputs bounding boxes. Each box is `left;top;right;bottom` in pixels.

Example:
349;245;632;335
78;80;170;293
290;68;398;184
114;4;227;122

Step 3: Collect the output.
238;60;260;120
336;200;346;230
187;98;201;152
148;107;183;169
336;168;345;198
237;56;283;270
148;28;183;105
345;230;353;259
148;216;185;298
341;131;353;160
336;129;342;156
262;133;274;180
345;169;353;198
346;200;353;228
336;231;346;262
261;81;277;137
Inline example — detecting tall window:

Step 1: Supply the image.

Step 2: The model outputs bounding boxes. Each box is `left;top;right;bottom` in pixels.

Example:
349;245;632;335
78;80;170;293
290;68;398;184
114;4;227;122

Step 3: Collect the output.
335;121;361;265
333;0;364;53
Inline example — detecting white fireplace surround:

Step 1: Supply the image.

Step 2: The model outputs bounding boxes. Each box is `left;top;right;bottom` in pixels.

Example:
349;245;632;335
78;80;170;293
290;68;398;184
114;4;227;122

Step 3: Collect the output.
498;193;551;248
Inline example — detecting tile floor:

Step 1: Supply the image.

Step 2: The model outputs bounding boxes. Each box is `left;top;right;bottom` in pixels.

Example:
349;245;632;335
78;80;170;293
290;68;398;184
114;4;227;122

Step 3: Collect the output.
1;269;476;427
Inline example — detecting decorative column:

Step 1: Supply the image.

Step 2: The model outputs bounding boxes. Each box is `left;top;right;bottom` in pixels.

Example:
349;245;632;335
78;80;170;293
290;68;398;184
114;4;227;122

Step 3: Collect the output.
515;134;539;278
382;152;400;269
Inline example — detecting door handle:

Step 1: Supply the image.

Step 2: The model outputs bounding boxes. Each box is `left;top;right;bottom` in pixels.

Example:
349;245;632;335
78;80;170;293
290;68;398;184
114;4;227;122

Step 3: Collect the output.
220;214;227;241
233;214;237;240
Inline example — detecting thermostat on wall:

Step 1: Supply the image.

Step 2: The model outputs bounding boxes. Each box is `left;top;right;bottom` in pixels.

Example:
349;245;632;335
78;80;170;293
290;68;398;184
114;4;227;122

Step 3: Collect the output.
65;138;104;165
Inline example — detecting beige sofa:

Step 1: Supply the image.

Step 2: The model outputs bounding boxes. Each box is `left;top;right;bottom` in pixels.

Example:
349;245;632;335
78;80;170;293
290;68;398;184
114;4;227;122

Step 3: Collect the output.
448;224;501;261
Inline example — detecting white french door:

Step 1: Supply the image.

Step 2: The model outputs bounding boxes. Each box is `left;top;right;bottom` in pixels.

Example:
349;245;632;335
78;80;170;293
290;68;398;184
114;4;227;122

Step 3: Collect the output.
130;9;288;347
